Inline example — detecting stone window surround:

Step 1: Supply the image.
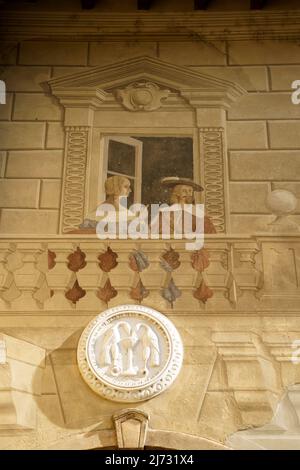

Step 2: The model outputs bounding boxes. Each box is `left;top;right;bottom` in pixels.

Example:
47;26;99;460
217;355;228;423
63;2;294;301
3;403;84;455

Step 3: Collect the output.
47;56;246;234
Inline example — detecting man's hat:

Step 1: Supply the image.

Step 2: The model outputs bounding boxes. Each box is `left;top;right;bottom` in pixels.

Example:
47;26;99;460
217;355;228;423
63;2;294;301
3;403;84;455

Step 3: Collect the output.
160;177;204;192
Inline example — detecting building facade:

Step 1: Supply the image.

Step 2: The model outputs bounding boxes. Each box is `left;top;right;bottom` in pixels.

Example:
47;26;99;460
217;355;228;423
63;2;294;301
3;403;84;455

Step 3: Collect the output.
0;0;300;450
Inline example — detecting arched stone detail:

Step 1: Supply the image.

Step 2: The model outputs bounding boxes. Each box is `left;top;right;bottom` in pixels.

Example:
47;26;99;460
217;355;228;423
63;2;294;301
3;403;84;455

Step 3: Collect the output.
47;427;230;450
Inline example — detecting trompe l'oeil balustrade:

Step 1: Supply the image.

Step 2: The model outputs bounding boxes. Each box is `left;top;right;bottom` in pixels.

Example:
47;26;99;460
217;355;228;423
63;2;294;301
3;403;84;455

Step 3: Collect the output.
0;235;299;313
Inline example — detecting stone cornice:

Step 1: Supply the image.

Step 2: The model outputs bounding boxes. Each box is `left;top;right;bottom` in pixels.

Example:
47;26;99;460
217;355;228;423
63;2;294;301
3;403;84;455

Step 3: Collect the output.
0;10;300;41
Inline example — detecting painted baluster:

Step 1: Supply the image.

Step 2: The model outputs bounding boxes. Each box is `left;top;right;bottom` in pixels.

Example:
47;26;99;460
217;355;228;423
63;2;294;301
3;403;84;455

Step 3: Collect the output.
76;242;107;310
11;243;45;311
44;243;76;310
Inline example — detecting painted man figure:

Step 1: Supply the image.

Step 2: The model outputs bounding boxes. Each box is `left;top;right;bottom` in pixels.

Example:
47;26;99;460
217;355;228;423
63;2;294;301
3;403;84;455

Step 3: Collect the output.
160;177;217;234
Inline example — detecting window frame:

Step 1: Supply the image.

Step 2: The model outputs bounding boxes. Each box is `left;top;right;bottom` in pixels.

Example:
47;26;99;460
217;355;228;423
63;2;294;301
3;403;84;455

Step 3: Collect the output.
103;135;143;204
86;128;200;223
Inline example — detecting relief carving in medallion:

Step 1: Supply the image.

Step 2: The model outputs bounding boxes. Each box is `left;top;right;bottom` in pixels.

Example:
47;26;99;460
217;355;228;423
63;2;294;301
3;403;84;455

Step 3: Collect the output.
77;304;183;402
99;321;160;378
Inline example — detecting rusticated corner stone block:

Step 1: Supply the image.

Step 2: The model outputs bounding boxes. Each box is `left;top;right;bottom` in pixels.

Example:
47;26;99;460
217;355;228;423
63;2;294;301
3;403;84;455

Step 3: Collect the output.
0;333;45;430
211;332;283;427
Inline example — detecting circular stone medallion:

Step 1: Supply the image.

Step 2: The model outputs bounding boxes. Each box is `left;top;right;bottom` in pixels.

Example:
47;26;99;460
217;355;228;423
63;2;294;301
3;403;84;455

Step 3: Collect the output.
77;304;183;402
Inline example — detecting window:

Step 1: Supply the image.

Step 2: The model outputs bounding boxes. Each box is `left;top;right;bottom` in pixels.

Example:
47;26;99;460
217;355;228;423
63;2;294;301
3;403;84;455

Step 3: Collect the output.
103;135;194;206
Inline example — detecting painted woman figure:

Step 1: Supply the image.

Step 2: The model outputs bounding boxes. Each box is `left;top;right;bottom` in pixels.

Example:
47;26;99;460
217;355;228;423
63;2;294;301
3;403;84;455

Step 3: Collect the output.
71;175;132;233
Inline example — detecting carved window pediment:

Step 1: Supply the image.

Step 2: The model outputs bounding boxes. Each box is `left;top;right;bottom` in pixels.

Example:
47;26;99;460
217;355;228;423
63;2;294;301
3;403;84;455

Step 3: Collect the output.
48;56;246;110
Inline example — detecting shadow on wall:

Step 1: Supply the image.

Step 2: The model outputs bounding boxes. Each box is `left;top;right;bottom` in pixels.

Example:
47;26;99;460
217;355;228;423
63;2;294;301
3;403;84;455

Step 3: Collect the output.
35;330;129;431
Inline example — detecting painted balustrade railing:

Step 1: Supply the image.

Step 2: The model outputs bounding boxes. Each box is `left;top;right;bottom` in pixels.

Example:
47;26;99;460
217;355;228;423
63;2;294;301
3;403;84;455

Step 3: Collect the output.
0;235;299;313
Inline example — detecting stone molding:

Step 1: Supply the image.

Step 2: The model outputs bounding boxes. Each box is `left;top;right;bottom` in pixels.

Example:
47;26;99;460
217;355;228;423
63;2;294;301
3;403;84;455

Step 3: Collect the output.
199;127;226;232
1;11;300;41
48;56;246;111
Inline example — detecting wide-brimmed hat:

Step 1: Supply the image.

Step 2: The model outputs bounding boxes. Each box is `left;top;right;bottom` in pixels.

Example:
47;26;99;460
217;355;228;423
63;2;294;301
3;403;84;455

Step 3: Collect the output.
160;177;204;192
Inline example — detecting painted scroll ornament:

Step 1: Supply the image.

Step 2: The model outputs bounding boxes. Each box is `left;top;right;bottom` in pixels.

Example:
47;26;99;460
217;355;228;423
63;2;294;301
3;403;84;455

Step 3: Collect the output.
77;304;183;402
115;82;170;111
